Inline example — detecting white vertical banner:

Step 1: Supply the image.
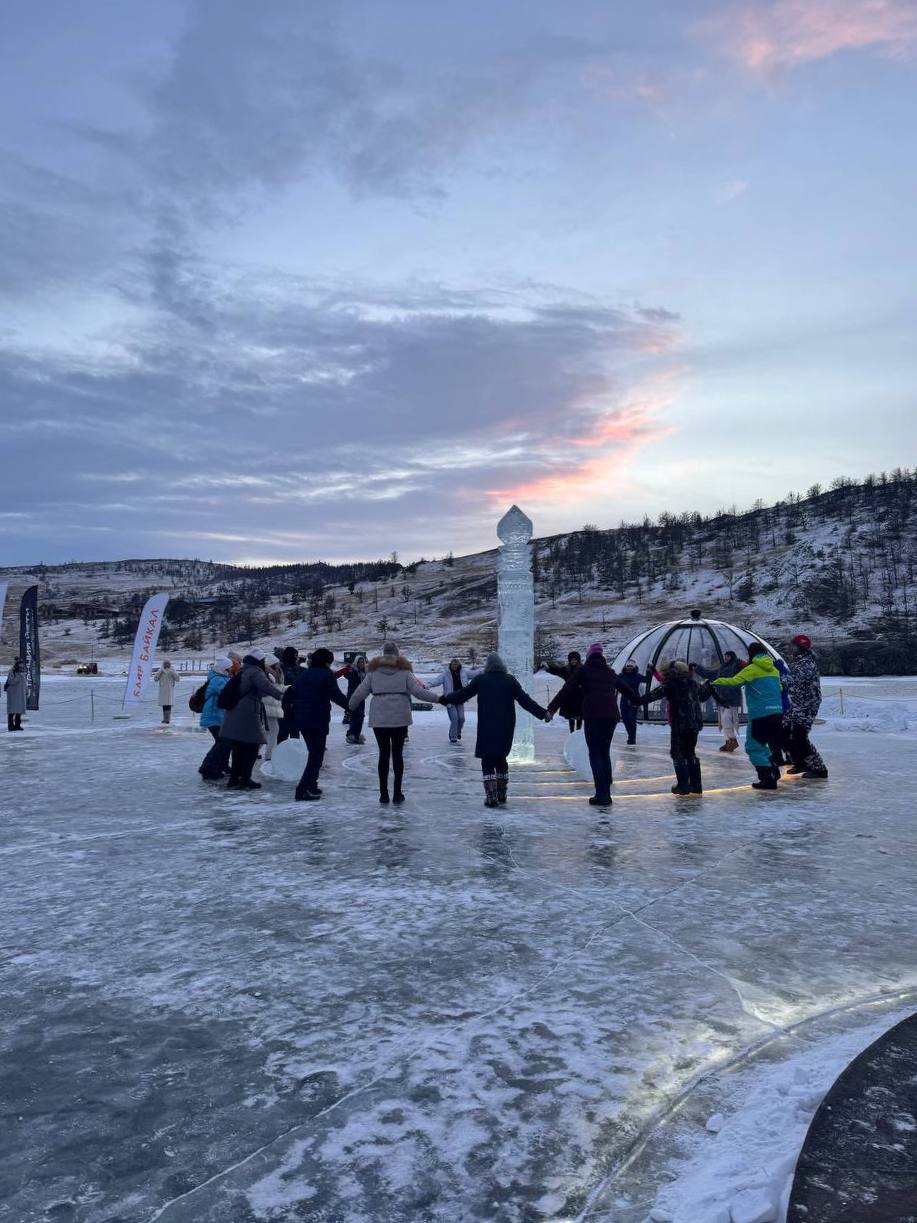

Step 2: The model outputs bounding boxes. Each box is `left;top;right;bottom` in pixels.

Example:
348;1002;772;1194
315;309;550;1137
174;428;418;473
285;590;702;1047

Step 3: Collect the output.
122;593;170;709
0;581;8;642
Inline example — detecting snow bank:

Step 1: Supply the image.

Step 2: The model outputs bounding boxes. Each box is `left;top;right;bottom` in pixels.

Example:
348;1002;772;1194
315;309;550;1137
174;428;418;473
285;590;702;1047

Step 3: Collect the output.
644;1007;913;1223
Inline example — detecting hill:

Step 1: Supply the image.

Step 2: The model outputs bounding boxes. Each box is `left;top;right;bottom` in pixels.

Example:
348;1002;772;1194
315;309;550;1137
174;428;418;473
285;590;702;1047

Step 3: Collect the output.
3;470;916;675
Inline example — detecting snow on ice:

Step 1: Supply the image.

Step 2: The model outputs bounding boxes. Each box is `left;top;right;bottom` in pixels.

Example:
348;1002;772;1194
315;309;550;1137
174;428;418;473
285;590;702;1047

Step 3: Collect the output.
2;675;917;1222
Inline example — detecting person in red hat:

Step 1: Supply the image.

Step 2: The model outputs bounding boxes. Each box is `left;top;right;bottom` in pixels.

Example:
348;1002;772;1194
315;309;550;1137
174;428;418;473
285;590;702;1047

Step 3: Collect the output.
785;634;828;779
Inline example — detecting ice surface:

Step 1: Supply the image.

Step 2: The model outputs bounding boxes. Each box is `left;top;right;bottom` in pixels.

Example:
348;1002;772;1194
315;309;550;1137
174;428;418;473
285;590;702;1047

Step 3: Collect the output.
2;679;917;1222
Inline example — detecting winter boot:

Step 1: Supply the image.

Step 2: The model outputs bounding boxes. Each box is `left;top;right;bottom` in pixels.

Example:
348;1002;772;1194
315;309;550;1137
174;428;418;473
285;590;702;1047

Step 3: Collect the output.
393;789;406;804
671;761;691;795
7;715;13;733
688;758;703;794
483;774;499;808
379;789;390;805
589;795;612;807
345;734;357;744
802;768;828;779
786;765;805;775
752;766;778;790
497;774;508;805
718;740;731;752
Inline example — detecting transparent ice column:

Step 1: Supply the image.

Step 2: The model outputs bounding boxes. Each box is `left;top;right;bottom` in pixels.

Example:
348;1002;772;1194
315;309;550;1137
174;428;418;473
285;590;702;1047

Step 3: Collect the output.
497;504;535;763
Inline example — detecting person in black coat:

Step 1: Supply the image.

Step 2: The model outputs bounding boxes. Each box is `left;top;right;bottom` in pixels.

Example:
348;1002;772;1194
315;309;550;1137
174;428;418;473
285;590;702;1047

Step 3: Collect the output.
277;646;303;743
345;654;368;744
289;648;349;801
543;651;584;732
616;660;644;745
637;661;710;795
440;653;549;808
547;644;634;807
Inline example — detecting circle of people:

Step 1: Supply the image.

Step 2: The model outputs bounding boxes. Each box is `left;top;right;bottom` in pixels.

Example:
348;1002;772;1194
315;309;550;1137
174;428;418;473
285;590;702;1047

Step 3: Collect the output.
156;632;826;810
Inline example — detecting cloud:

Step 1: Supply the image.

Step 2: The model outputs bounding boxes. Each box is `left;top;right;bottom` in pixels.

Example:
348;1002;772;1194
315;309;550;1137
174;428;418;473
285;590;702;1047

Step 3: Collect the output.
701;0;917;73
0;270;682;562
484;370;683;508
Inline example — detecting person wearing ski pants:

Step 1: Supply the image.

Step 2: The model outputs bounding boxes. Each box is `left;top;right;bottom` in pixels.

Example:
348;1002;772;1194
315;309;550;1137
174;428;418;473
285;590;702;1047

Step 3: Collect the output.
712;643;785;790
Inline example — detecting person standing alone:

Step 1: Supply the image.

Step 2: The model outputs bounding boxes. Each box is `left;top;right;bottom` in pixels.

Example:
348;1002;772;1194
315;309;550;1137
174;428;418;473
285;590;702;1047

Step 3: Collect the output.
154;660;179;724
4;657;26;731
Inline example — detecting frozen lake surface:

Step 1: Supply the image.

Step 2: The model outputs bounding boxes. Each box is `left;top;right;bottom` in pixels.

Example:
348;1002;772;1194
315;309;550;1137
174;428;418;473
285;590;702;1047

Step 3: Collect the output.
3;678;917;1222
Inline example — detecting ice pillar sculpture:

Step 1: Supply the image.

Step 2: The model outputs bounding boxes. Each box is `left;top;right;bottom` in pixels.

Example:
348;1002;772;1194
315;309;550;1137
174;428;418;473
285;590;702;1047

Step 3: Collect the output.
497;504;535;763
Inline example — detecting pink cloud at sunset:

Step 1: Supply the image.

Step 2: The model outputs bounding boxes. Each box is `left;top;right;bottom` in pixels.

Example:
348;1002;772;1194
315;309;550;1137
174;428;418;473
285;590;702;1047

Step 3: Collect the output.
702;0;917;72
486;372;682;510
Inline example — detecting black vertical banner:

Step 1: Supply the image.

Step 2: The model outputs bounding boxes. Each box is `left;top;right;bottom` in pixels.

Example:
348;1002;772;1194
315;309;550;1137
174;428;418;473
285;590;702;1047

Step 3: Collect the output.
19;584;40;710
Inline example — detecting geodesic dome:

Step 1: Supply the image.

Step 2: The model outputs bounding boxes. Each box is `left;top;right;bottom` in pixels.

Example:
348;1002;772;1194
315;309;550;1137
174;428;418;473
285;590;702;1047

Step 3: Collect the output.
610;610;783;723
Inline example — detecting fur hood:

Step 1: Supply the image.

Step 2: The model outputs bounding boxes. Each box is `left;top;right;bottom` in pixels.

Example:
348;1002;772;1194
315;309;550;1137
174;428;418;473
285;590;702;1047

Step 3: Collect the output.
368;654;413;673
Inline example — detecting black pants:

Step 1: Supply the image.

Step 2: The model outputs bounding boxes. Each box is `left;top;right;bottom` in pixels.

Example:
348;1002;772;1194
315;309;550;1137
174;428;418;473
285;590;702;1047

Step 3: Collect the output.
670;727;699;764
277;716;300;744
297;729;327;796
750;714;785;768
374;727;407;793
227;741;260;784
621;701;638;742
481;755;509;776
789;720;826;772
200;725;232;778
348;705;365;739
567;716;583;733
583;717;616;802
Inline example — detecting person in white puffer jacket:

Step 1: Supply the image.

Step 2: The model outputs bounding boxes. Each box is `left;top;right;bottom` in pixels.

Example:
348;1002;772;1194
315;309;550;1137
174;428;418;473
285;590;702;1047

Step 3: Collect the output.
262;660;287;762
153;661;179;724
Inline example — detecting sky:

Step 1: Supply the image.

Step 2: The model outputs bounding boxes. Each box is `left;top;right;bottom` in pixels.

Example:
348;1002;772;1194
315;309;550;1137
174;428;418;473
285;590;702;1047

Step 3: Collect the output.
1;0;915;566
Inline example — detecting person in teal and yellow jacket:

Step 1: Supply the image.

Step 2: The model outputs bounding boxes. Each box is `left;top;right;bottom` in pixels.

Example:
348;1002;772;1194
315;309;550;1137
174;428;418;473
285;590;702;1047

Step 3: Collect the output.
712;642;785;790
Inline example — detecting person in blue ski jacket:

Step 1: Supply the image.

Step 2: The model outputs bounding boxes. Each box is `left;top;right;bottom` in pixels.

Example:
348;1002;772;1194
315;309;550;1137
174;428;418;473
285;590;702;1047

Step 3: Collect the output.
198;656;232;780
712;643;785;790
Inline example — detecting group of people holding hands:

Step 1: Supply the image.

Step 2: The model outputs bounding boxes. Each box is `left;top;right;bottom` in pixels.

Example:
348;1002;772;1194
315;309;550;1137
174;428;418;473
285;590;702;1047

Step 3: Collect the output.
191;632;826;810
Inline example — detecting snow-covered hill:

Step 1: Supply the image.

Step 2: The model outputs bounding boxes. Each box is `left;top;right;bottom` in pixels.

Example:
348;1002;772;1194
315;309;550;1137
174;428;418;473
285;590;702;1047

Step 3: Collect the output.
3;472;915;674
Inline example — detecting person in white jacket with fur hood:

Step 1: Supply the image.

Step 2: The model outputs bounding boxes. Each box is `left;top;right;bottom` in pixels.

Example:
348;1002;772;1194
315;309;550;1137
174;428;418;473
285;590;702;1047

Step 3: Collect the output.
347;642;431;805
261;660;287;761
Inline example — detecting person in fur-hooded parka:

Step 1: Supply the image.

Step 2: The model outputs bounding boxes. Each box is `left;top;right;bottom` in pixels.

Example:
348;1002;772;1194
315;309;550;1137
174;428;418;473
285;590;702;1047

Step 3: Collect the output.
348;643;430;729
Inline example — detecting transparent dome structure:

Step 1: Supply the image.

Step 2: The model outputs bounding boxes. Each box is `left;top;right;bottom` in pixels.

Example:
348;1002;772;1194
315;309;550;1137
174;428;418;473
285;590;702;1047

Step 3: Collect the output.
610;610;783;723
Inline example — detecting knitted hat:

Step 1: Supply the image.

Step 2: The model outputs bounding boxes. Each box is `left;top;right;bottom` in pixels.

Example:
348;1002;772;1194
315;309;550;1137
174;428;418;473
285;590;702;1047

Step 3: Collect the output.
586;643;604;657
382;642;399;657
248;648;267;662
214;656;231;673
792;633;812;650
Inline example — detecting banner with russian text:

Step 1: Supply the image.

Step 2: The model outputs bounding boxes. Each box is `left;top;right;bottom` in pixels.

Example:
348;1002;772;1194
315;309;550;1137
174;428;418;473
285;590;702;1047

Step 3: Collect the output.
19;584;40;710
123;593;170;709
